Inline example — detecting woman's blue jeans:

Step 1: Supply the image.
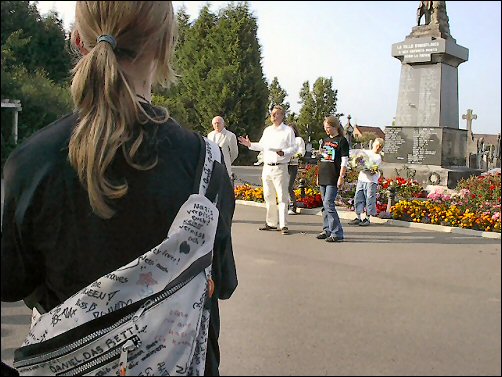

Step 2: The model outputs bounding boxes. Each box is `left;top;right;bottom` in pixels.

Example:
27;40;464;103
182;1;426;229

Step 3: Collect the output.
354;181;378;217
320;185;344;239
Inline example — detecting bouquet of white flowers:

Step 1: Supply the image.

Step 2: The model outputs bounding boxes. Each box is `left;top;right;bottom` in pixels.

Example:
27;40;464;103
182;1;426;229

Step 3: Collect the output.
350;150;379;175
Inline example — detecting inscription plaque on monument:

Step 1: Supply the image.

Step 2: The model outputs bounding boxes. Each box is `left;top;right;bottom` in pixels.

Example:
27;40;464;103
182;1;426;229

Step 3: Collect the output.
409;128;440;164
392;38;445;63
384;126;466;167
384;128;406;154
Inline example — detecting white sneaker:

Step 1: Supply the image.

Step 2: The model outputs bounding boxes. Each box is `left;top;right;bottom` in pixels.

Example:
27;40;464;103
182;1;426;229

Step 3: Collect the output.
288;209;296;215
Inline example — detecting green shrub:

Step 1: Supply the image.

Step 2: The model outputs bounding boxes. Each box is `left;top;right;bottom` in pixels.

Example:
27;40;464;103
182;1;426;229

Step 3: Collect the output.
1;66;72;170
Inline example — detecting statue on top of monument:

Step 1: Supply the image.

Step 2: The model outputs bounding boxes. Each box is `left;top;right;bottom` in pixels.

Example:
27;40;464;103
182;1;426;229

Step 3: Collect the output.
416;1;433;26
413;1;452;39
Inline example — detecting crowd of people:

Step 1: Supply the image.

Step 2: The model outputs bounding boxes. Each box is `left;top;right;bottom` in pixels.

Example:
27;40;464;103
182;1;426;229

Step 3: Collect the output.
236;109;383;242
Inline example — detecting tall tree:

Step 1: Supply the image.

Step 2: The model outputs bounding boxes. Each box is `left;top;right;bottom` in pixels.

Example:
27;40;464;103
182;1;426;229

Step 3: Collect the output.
155;7;200;128
298;77;338;143
158;2;269;149
1;1;71;84
35;11;72;83
156;5;218;131
264;76;290;126
1;1;39;45
1;2;72;167
268;76;290;114
202;2;268;142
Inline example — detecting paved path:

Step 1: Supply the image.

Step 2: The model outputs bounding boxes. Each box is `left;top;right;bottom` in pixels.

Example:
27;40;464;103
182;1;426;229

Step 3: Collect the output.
220;205;501;376
233;165;262;186
1;204;501;375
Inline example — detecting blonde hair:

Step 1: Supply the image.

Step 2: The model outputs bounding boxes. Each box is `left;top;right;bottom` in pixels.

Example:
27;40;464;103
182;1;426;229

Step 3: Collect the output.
271;105;285;116
69;1;177;219
373;137;385;147
324;115;344;137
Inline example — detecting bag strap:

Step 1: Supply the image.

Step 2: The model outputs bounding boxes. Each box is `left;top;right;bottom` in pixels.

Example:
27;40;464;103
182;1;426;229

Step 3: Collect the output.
193;134;223;203
26;134;221;315
193;134;207;194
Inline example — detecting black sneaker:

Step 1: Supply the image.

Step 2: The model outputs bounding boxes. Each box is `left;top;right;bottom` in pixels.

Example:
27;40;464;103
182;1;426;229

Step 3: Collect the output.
325;236;344;242
281;227;289;235
359;218;371;227
259;224;278;231
316;231;329;240
349;218;361;225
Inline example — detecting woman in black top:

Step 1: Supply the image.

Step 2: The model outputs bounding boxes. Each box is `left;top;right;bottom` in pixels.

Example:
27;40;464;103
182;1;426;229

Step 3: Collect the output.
1;2;237;375
316;115;350;242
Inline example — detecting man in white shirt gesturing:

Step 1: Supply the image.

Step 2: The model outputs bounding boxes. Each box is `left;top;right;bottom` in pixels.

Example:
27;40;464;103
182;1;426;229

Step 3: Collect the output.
208;116;239;179
238;105;296;235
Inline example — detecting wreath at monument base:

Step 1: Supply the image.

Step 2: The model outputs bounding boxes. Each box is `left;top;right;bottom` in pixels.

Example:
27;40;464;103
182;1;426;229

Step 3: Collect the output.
428;172;441;185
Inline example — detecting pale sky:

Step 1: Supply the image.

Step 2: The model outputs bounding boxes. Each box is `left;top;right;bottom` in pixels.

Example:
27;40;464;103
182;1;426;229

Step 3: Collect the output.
34;1;501;135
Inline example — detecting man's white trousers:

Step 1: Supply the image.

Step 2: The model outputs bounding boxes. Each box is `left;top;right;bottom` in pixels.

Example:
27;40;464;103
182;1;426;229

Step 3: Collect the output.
262;164;289;229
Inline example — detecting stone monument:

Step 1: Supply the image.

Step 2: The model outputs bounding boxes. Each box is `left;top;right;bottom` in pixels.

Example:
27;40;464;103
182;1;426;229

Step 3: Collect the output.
383;1;480;188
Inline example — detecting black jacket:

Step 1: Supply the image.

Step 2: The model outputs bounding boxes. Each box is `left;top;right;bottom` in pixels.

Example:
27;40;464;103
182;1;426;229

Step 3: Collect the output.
1;107;237;375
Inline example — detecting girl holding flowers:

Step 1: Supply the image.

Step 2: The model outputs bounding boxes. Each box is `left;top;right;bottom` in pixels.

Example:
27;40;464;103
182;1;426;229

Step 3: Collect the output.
349;138;385;226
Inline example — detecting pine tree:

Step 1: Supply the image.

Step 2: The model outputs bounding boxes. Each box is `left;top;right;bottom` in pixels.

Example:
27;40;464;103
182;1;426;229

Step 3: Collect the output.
159;2;269;156
268;77;290;114
1;1;71;84
155;6;214;130
298;77;338;143
178;5;218;132
204;2;268;142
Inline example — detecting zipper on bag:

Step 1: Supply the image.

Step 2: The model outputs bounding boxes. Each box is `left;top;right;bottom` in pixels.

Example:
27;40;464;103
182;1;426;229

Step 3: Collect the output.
14;273;197;371
119;337;142;376
61;275;197;376
57;335;141;376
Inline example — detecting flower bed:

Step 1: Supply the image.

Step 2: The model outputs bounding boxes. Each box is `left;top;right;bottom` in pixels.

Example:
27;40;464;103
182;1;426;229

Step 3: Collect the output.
336;172;427;215
234;184;264;203
234;184;322;208
391;200;501;232
390;172;501;233
295;188;323;208
234;166;501;233
379;177;427;200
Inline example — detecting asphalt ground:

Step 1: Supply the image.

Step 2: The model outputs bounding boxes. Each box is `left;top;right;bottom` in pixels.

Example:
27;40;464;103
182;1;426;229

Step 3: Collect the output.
1;201;501;376
218;205;501;376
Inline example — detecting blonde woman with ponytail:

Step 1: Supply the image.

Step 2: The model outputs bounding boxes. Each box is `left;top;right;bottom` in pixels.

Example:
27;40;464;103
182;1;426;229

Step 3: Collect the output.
1;2;237;375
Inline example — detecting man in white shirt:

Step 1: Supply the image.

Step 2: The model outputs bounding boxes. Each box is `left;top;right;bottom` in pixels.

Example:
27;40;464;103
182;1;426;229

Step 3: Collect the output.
238;105;296;235
207;116;239;178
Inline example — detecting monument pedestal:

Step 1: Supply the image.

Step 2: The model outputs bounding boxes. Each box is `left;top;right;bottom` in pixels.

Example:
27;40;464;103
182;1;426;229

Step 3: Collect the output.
380;162;482;189
392;36;468;131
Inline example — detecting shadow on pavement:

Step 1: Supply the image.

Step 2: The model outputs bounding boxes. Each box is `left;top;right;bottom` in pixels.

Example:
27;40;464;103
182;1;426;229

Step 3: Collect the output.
234;218;501;245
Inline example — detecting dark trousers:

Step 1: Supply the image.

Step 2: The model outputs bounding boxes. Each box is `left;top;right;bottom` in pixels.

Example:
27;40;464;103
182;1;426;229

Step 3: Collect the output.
287;164;299;210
